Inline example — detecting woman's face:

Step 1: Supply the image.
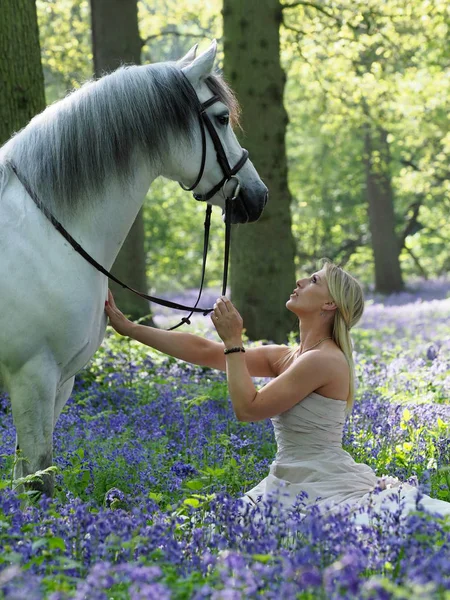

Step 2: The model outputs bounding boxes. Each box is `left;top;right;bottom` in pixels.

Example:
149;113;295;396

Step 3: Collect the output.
286;268;333;316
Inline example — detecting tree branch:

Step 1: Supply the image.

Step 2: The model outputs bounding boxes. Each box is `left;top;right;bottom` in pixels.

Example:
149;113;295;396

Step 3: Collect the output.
282;21;308;37
400;158;421;172
334;236;366;266
281;1;361;32
399;198;423;250
400;157;450;183
294;235;365;272
141;30;208;47
403;244;428;279
281;1;338;21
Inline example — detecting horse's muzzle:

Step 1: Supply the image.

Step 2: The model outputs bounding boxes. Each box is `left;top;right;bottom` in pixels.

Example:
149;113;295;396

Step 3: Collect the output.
230;185;268;224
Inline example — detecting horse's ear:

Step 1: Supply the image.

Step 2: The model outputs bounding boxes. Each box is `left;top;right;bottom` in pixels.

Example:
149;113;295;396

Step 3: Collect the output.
176;44;198;68
182;40;217;84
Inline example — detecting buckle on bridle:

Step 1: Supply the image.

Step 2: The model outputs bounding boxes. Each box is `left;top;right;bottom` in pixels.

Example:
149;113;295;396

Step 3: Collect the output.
222;176;241;201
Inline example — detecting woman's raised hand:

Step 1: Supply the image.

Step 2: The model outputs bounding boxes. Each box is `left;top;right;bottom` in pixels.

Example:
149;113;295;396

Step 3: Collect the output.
104;289;134;336
210;296;244;346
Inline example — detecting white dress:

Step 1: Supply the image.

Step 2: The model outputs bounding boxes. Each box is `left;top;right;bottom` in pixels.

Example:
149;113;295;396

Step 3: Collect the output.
243;392;450;518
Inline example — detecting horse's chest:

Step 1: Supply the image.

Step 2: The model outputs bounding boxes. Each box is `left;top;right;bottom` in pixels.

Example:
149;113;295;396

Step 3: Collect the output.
0;185;108;378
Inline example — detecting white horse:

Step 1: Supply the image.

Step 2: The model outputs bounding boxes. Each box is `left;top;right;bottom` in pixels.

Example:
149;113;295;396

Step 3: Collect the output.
0;41;268;495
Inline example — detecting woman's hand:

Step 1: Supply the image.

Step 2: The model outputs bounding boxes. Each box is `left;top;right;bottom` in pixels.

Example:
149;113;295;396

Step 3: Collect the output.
210;296;244;346
104;289;134;336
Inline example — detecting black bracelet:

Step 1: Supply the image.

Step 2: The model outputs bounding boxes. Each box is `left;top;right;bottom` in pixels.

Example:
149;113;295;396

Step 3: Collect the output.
224;346;246;355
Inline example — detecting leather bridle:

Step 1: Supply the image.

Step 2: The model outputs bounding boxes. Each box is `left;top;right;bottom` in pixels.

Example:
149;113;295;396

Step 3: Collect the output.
179;94;249;205
171;89;250;329
7;85;251;330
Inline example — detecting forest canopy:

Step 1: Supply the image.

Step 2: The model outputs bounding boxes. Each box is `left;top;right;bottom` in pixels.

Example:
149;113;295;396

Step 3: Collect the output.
31;0;450;291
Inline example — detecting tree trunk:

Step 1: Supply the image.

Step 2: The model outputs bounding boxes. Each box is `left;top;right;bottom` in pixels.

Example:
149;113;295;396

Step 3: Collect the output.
0;0;46;146
90;0;152;322
364;126;404;293
223;0;296;342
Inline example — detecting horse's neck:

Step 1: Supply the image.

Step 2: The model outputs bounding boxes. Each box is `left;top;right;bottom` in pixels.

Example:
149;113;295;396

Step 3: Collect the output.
73;158;156;270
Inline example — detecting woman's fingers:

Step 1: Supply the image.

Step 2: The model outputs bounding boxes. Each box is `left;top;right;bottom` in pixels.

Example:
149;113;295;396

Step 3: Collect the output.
107;289;116;307
105;290;124;323
215;296;232;314
220;296;232;311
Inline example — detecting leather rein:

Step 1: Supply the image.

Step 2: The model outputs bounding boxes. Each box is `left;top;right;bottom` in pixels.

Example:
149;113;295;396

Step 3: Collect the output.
7;89;249;330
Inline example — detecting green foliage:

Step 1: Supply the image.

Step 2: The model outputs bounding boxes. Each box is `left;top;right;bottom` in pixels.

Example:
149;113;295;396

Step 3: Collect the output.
35;0;450;287
59;448;91;500
143;179;228;291
37;0;92;102
13;466;58;492
139;0;222;64
282;0;450;281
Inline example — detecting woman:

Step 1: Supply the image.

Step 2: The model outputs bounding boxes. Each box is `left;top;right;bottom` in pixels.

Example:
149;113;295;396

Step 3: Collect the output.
105;260;450;519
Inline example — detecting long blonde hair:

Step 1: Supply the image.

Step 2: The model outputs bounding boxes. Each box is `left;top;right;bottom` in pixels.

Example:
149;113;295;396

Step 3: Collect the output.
322;259;365;409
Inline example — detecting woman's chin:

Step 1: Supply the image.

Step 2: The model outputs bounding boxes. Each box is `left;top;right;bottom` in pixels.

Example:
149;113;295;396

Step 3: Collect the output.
286;297;297;311
286;296;302;317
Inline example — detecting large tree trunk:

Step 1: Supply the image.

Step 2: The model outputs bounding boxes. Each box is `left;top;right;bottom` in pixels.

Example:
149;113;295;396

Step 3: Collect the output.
223;0;296;343
0;0;46;146
90;0;152;322
364;126;404;293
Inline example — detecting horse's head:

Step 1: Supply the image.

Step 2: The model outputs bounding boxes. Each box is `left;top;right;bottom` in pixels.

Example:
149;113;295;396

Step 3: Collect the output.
165;41;268;225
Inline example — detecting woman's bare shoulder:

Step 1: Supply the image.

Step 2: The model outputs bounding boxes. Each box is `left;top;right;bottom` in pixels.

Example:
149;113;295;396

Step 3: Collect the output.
270;345;296;376
244;344;291;378
313;344;350;400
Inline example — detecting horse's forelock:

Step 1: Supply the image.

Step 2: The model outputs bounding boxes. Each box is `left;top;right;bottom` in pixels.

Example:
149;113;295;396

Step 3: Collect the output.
205;74;241;129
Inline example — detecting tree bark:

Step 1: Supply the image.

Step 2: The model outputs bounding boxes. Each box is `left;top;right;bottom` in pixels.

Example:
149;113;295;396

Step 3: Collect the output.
90;0;152;322
0;0;46;146
223;0;296;342
364;126;404;293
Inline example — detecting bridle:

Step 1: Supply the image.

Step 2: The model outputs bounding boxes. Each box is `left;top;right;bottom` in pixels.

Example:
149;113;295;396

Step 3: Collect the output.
171;87;250;329
7;83;250;330
179;93;249;204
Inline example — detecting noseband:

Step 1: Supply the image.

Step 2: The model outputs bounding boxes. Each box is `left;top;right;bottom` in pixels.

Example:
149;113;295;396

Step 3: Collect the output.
7;85;252;331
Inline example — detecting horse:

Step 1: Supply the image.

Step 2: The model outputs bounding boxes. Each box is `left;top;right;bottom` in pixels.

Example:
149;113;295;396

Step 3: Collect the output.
0;40;268;496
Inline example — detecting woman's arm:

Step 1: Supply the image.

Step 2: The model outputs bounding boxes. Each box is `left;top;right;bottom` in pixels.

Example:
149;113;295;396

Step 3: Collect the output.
227;351;336;421
105;289;224;368
211;297;340;422
105;290;286;376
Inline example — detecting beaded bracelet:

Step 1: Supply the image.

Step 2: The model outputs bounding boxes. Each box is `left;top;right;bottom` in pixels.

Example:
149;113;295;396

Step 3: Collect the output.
224;346;246;355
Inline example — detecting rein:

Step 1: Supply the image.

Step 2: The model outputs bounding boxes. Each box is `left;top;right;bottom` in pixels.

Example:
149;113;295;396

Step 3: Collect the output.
7;86;248;330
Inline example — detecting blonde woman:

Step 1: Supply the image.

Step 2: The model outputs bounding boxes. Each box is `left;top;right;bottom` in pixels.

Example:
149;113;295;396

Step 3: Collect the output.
105;260;450;518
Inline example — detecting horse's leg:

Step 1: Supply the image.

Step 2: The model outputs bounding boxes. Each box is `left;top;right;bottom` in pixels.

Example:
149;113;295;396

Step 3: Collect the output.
53;377;75;427
11;355;58;497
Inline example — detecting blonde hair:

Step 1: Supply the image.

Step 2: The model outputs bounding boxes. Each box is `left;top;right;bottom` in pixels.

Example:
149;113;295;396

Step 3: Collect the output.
321;259;365;410
276;260;364;410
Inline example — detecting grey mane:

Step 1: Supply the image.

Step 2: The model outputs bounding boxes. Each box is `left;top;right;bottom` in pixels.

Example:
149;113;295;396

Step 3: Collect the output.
0;62;236;220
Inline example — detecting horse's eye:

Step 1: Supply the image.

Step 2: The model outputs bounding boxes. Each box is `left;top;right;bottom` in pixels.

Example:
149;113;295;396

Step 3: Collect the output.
216;114;230;126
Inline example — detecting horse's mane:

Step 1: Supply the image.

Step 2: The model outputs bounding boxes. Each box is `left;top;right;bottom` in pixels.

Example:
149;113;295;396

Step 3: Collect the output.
0;62;239;220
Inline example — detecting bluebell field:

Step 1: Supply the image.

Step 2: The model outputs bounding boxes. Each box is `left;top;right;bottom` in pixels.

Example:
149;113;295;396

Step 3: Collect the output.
0;280;449;599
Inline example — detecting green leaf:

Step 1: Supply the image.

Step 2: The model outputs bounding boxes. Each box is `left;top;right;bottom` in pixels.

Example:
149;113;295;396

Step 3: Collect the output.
185;479;205;491
32;538;49;551
148;492;164;503
252;554;274;564
183;497;201;508
48;537;66;552
402;408;412;422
